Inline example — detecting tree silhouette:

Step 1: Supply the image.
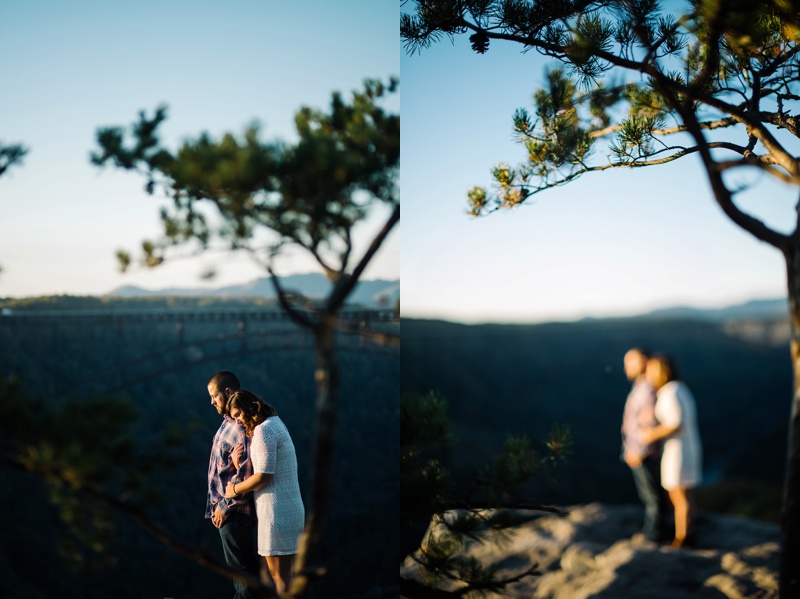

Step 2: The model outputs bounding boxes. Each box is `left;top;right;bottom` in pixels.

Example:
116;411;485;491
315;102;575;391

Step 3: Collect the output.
91;78;399;597
403;1;800;596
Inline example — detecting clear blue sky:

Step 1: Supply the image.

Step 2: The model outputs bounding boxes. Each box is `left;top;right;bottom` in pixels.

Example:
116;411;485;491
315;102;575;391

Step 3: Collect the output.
0;0;399;298
401;29;792;324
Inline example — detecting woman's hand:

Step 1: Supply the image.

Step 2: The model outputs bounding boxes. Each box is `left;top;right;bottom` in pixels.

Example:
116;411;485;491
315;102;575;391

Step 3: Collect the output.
224;481;238;499
231;445;244;470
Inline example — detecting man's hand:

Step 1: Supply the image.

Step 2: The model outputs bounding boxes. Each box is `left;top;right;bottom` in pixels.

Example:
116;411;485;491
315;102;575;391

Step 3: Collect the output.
211;506;227;528
624;450;643;469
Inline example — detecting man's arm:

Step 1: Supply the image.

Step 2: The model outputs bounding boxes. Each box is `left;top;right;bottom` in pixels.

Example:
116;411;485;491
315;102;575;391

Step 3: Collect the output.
211;426;252;525
234;429;252;475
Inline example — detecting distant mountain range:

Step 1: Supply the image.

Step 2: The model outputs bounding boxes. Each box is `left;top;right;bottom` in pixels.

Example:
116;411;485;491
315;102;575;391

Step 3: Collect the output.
106;273;399;309
634;297;788;322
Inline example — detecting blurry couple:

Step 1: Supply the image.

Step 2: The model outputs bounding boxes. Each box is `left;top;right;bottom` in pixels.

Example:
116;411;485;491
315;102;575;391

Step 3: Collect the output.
621;348;702;549
206;370;305;598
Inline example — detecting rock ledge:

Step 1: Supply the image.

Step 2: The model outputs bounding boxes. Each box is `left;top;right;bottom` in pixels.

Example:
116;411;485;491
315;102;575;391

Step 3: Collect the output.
401;503;779;598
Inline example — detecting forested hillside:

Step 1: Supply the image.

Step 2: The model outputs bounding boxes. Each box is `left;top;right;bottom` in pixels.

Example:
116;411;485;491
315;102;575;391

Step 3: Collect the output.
401;316;791;519
0;297;398;598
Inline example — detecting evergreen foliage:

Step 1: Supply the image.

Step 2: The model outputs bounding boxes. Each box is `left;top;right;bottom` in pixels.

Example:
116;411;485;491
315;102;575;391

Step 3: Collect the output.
0;142;27;178
0;375;188;585
402;0;800;216
401;391;570;597
91;79;399;284
401;391;452;524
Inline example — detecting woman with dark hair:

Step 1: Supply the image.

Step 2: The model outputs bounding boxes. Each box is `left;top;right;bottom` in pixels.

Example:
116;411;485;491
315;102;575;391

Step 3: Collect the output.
640;354;702;548
223;390;305;594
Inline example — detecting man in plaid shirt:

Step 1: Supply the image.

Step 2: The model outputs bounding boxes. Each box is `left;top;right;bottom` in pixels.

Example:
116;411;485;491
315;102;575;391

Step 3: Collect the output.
621;348;666;543
207;370;259;599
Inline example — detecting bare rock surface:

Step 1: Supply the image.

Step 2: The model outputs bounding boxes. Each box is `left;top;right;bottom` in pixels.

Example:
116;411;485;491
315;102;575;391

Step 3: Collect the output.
401;503;779;598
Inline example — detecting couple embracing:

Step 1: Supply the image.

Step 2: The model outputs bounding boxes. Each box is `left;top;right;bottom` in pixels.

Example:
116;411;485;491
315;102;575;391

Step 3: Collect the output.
206;370;305;598
621;348;703;549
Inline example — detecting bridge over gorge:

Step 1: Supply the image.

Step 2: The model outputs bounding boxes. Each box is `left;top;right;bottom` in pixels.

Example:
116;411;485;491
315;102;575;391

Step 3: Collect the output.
0;307;399;397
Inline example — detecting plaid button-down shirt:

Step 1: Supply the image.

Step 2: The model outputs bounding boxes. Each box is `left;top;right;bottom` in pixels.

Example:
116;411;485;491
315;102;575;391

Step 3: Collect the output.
206;415;255;519
621;377;660;460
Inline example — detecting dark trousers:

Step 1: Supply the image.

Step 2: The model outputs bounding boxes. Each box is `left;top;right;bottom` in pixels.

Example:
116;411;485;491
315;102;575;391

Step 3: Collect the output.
218;511;260;599
630;454;667;542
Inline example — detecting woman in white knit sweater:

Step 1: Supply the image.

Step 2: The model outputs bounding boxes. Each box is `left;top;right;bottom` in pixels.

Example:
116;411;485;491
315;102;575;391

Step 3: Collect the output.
224;389;305;594
640;354;702;548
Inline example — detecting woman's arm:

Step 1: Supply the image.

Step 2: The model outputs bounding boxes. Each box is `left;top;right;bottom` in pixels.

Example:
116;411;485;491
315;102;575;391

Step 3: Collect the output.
641;386;684;445
231;444;244;471
640;423;681;445
224;472;274;498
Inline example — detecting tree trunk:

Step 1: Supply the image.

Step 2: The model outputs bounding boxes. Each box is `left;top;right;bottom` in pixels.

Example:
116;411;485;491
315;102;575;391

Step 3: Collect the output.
292;313;340;596
781;245;800;598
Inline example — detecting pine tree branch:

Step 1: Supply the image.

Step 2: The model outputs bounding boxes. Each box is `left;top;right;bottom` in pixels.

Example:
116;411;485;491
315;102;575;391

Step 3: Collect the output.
670;100;791;251
338;227;353;278
668;83;799;176
758;43;800;79
266;265;319;332
307;245;340;282
517;9;800;176
589;116;739;141
716;159;800;185
483;132;797;216
654;117;739;136
408;550;541;594
326;203;399;314
409;2;800;174
760;111;800;138
0;143;28;177
480;146;696;214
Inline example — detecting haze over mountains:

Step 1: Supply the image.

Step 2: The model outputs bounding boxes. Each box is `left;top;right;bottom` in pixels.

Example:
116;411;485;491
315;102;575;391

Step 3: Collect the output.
106;272;399;309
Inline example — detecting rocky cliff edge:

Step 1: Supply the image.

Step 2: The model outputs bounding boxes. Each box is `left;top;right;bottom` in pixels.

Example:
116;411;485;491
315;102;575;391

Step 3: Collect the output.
401;503;779;598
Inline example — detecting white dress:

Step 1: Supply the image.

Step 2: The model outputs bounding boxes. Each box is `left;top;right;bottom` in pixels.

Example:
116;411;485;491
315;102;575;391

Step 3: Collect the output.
655;381;703;490
250;416;305;556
